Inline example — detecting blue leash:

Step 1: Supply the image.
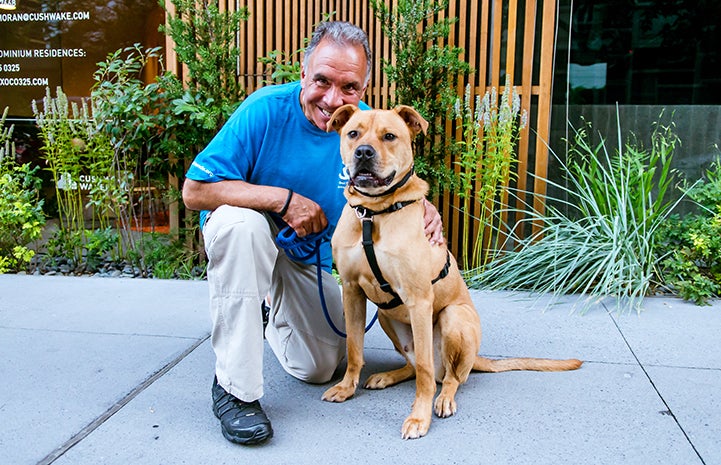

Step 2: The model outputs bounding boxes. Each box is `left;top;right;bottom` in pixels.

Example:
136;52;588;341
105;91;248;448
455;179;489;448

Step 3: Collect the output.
274;226;378;338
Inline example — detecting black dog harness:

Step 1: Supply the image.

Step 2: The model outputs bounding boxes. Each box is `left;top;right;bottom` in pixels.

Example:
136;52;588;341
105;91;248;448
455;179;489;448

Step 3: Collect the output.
350;200;451;310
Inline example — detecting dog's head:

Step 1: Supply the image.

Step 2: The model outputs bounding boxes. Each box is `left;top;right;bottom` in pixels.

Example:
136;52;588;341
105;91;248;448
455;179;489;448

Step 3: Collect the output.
327;105;428;196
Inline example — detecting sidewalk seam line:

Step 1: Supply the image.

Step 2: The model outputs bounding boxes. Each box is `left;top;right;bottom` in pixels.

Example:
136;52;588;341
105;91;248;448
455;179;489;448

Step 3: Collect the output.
606;310;706;465
36;333;210;465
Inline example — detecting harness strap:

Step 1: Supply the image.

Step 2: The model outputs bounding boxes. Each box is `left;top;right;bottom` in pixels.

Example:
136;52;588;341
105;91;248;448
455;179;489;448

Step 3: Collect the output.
361;219;404;310
432;249;452;284
357;204;453;310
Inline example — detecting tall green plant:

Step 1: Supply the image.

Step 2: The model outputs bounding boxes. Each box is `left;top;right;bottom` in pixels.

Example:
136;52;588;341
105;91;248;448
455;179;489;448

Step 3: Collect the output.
454;78;526;270
32;87;98;260
371;0;470;194
91;45;174;257
466;113;681;313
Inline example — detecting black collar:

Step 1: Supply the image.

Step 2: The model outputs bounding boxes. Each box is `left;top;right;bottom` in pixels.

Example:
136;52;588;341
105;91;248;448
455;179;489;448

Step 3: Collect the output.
351;200;419;219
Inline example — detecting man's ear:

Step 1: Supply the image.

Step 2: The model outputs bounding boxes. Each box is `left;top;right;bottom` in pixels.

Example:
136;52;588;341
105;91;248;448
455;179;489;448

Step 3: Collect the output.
327;104;359;133
394;105;429;139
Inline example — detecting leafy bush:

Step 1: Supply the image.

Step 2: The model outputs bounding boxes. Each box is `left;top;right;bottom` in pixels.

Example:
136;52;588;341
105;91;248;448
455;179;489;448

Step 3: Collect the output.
258;48;303;84
466;114;681;312
0;108;46;272
128;233;205;279
90;45;183;257
161;0;248;138
655;158;721;305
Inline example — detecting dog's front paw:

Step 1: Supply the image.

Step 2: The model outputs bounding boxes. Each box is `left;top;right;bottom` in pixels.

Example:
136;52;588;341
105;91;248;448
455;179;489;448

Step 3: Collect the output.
364;372;394;390
434;394;457;418
321;383;356;403
401;415;431;440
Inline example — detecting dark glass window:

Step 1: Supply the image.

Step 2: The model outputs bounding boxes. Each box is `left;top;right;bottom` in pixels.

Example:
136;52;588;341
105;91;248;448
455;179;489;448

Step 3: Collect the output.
554;0;721;105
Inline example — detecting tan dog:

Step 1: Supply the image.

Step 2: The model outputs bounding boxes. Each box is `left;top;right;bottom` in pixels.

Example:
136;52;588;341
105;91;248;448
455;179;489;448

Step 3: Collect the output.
321;104;582;439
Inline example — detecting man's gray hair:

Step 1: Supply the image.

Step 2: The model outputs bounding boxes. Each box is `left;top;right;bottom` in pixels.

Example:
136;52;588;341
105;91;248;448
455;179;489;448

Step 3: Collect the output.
304;21;372;85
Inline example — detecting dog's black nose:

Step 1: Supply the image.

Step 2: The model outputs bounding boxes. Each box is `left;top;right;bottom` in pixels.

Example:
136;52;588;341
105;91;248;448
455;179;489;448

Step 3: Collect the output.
354;145;375;161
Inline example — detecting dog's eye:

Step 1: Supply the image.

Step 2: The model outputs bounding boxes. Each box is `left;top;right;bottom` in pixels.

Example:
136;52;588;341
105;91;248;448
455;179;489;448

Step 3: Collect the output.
384;133;397;141
347;130;359;139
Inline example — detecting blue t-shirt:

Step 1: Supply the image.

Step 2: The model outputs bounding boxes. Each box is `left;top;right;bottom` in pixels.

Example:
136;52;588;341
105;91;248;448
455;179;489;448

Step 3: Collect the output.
185;81;369;271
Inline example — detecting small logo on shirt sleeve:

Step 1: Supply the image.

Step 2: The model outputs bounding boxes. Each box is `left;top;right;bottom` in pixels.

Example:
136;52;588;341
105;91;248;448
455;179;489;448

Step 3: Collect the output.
191;161;215;179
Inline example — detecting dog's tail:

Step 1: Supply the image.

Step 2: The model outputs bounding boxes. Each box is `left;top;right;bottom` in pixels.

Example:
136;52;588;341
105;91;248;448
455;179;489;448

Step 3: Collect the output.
473;356;582;372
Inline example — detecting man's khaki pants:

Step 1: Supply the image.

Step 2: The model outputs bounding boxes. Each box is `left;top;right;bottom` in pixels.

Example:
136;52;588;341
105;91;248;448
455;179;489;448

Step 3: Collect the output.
203;205;346;403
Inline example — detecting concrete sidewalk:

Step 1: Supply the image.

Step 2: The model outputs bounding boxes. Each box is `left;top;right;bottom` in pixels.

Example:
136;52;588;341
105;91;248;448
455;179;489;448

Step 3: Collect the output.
1;274;719;465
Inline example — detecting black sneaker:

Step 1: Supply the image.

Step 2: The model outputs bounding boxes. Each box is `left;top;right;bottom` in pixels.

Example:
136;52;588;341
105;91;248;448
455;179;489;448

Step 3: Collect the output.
212;377;273;445
261;300;270;334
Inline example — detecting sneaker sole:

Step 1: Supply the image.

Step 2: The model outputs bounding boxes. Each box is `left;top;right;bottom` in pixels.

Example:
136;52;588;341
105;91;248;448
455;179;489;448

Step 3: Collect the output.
220;425;273;445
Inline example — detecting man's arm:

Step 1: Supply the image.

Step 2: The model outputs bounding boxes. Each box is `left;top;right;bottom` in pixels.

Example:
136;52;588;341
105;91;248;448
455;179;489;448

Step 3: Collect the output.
182;179;328;237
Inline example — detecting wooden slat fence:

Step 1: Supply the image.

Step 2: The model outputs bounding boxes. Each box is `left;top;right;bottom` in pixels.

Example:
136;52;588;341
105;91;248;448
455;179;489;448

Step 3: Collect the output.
165;0;557;265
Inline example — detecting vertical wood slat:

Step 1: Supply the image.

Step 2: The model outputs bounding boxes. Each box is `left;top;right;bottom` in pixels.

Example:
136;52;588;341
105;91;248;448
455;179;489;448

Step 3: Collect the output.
164;0;558;263
514;0;538;240
165;0;180;234
490;0;503;90
517;0;537;194
496;0;519;247
448;0;468;248
505;0;518;82
532;0;555;235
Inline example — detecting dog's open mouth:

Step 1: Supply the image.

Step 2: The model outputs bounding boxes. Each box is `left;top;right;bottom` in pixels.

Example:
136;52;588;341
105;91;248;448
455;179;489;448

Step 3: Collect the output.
351;170;396;189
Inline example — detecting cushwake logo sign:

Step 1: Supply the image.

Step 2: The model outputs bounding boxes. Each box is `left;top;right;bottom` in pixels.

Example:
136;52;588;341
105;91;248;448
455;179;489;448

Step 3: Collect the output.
0;0;17;11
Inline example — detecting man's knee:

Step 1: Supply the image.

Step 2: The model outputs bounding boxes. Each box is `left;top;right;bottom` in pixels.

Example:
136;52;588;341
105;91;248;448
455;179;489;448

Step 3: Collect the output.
284;360;340;384
269;330;345;384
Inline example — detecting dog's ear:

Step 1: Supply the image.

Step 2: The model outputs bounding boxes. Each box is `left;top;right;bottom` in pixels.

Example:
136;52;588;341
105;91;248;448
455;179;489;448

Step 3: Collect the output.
394;105;429;139
327;104;359;133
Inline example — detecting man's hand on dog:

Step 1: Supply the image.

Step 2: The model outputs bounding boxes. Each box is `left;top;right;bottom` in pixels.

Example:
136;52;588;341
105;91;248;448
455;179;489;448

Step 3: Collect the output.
422;198;444;245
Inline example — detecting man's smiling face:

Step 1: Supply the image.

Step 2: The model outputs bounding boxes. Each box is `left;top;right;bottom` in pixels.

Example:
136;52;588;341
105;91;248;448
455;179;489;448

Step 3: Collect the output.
299;39;368;130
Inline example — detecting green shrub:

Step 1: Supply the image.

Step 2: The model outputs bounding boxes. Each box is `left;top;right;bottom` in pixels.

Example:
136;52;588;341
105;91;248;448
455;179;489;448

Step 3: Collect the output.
161;0;248;137
258;48;303;84
466;113;681;313
655;157;721;305
0;109;46;272
128;233;205;279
